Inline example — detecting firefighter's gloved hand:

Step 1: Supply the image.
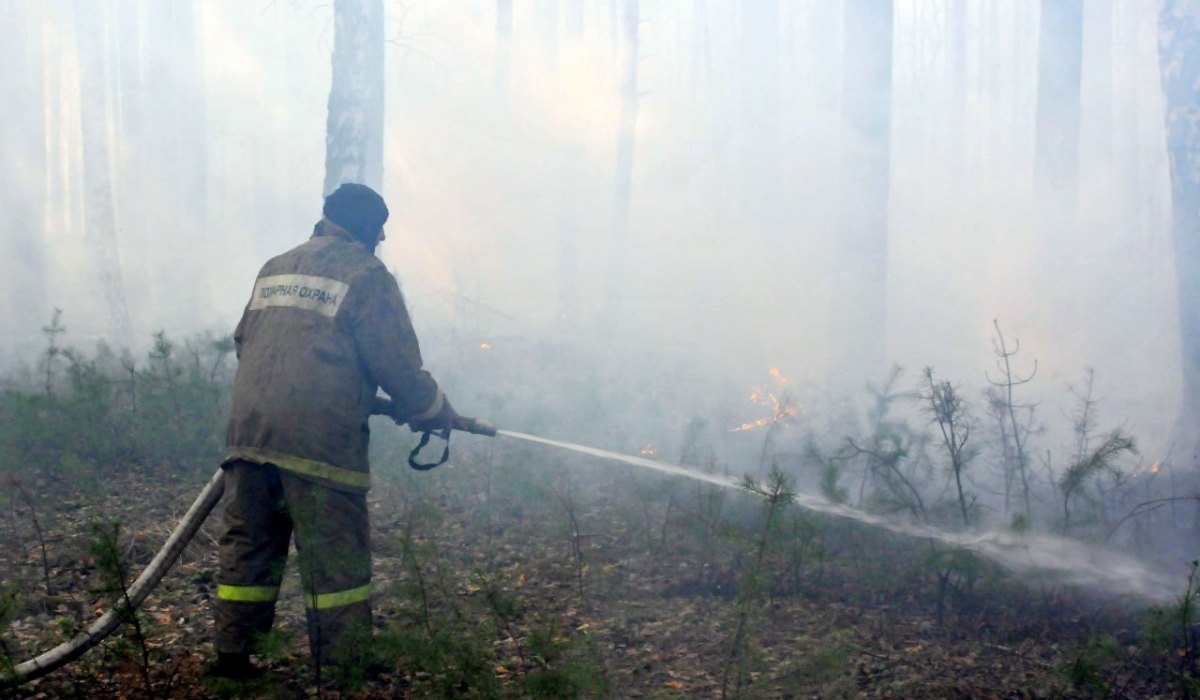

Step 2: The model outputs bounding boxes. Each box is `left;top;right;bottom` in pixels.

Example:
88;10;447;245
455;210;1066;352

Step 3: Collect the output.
408;396;468;434
371;396;395;419
372;396;412;426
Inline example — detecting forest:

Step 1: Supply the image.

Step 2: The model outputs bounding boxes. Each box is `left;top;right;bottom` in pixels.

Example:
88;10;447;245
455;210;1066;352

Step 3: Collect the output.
3;0;1200;698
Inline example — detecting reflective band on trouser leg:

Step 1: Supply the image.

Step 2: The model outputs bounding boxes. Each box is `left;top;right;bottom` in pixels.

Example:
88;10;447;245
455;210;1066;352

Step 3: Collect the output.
304;583;372;610
225;446;372;492
217;584;280;603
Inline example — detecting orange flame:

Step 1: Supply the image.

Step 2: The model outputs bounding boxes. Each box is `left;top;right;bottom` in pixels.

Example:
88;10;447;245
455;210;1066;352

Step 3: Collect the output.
480;342;492;349
732;417;772;432
640;443;657;456
731;367;798;432
1151;461;1161;474
731;406;797;432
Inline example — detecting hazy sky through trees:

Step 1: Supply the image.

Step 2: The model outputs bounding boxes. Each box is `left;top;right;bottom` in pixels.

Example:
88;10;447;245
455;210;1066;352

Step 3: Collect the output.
0;0;1183;460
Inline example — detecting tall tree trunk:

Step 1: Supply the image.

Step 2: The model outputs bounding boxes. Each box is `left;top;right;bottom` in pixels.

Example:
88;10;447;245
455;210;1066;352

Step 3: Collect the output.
605;0;640;322
73;0;133;343
174;0;207;232
739;0;780;229
1034;0;1084;231
1159;0;1200;459
114;0;141;165
809;0;842;117
44;0;74;275
1082;0;1114;174
113;0;143;267
978;0;1003;170
174;0;209;326
0;0;48;341
324;0;385;196
832;0;893;388
945;0;968;185
495;0;513;100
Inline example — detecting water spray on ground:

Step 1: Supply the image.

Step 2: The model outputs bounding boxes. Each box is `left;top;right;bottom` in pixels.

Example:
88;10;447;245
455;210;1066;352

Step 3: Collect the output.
497;429;1181;603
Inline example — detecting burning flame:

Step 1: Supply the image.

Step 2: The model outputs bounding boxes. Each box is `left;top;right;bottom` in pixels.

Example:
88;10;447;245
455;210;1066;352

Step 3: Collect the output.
732;417;773;432
1133;460;1163;478
731;367;798;432
480;342;492;349
731;404;797;432
640;444;657;456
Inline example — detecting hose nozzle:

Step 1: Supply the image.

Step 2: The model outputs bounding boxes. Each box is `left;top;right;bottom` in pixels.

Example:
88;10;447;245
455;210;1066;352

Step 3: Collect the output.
460;417;498;436
372;397;497;437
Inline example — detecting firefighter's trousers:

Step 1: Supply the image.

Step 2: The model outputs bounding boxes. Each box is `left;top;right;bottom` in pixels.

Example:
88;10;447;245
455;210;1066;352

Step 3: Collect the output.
214;460;371;663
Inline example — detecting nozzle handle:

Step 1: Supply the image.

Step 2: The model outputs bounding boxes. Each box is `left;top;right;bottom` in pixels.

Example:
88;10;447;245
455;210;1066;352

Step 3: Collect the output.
372;397;497;437
461;417;498;437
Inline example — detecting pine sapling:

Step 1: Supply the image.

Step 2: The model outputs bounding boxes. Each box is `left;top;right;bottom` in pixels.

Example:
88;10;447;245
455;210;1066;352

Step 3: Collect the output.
89;521;153;696
921;368;976;527
553;477;587;599
840;367;927;519
721;464;794;699
1059;430;1137;535
41;309;66;399
986;320;1038;521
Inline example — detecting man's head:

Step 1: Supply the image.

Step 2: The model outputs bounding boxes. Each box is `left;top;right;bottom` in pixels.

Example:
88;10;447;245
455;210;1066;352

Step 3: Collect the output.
323;183;389;250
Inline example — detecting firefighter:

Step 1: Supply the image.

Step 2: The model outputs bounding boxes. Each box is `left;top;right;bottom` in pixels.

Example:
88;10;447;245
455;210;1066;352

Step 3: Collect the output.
212;183;463;679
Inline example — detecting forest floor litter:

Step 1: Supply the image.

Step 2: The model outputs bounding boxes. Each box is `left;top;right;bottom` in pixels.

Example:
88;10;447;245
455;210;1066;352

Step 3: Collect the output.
0;449;1191;699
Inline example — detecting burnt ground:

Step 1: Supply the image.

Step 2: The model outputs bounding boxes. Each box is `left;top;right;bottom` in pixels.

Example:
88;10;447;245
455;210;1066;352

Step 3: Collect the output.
1;442;1196;700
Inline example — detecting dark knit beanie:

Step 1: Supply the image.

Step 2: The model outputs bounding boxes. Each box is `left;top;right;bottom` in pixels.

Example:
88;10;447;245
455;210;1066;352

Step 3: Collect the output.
323;183;389;246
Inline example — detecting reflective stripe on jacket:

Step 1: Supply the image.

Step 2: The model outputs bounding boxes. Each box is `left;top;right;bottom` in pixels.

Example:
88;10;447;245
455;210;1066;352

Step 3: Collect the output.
223;219;442;492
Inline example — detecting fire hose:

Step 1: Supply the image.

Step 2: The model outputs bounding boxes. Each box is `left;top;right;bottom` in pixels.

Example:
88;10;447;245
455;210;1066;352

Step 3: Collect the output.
3;405;496;687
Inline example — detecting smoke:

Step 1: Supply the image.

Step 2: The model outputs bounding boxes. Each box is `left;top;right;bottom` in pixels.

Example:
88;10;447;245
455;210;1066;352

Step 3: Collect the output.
0;1;1190;565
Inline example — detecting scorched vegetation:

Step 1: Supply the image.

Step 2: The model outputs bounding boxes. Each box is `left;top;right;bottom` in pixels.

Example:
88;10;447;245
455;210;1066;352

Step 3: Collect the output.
0;314;1198;699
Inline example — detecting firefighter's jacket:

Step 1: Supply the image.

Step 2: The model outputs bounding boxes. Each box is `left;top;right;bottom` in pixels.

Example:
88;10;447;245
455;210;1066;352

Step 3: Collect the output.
223;219;444;493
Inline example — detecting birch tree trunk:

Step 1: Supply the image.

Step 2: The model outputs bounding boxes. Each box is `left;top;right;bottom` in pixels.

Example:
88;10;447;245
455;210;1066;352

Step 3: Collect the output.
832;0;893;387
605;0;640;321
1159;0;1200;456
73;0;133;343
324;0;385;196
